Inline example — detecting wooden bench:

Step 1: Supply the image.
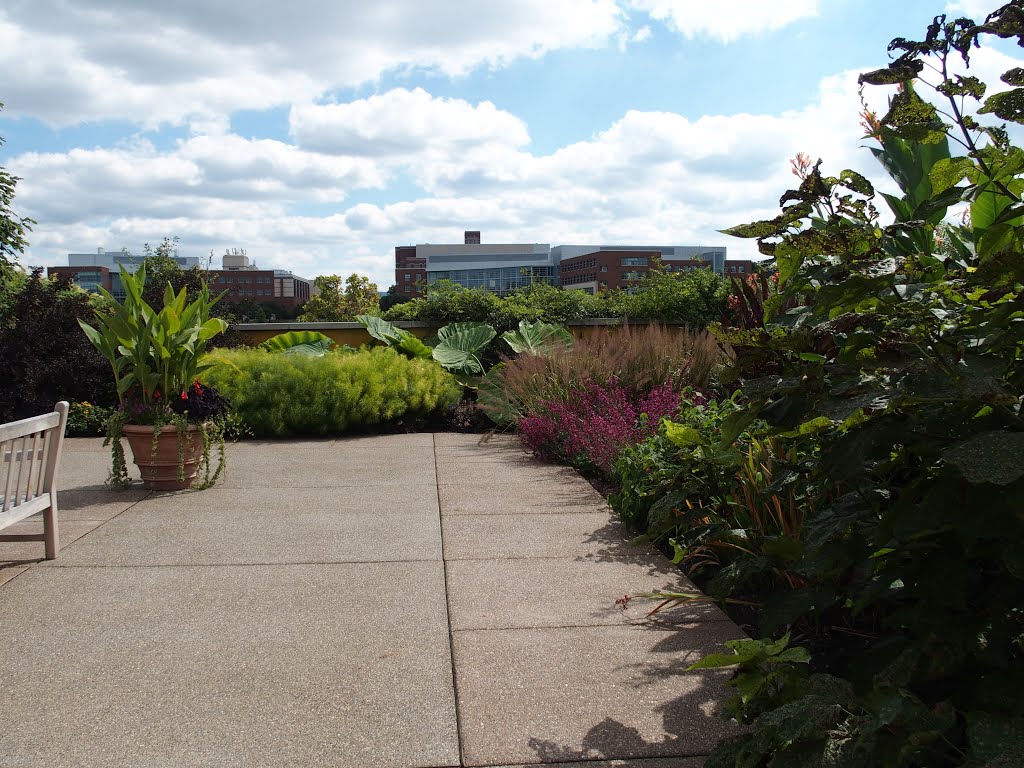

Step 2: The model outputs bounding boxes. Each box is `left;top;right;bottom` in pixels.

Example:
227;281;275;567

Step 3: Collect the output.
0;402;69;560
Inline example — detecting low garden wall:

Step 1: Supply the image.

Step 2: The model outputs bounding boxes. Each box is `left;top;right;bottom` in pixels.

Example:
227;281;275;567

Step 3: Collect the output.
229;318;657;347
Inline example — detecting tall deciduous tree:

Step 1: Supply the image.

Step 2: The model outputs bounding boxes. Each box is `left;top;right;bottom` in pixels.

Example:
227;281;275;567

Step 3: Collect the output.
0;102;35;268
299;274;380;321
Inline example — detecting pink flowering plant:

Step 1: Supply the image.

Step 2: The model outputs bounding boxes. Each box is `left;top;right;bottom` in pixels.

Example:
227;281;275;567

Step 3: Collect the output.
518;377;691;477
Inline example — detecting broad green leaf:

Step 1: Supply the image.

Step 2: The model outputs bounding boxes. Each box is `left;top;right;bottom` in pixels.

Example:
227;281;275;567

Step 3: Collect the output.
966;712;1024;762
501;320;573;355
774;241;806;285
971;187;1018;235
476;363;516;426
436;322;496;344
357;314;408;346
78;320;108;352
686;652;752;671
976;222;1018;260
281;341;335;356
979;88;1024;124
432;325;496;374
929;157;974;194
398;333;433;360
943;431;1024;486
664;421;704;448
259;330;335;354
859;63;923;86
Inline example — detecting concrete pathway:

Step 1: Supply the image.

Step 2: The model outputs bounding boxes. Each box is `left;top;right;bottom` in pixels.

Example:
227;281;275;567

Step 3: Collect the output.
0;433;744;767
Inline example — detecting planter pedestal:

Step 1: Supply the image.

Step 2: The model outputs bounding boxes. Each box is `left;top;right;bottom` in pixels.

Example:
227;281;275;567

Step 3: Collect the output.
122;423;203;491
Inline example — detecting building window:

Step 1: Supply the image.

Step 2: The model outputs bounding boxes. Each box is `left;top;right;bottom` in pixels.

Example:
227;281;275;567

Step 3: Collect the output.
600;265;608;272
621;256;648;267
738;266;745;273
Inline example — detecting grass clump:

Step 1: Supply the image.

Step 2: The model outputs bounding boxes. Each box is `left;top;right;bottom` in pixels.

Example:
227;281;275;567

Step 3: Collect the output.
485;323;728;424
203;347;462;437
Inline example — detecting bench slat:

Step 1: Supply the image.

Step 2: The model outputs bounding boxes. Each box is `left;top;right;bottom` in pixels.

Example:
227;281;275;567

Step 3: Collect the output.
0;494;51;529
0;412;60;443
0;402;68;560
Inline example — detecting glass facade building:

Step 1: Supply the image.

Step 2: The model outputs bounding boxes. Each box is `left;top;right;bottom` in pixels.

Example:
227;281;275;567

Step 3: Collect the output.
427;265;556;293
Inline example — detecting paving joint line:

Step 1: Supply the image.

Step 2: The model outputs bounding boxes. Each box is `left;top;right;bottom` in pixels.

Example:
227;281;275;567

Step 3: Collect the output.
435;432;468;767
40;558;441;569
452;618;732;633
0;493;155;587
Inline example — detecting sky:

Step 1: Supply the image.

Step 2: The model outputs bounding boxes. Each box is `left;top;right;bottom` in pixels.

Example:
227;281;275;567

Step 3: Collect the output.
1;0;1021;288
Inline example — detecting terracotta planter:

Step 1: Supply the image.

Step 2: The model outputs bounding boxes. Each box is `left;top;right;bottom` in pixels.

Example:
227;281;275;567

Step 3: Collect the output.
122;423;204;491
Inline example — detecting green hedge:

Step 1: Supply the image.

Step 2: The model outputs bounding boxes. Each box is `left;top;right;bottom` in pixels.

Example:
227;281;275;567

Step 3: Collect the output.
203;347;462;437
383;271;728;331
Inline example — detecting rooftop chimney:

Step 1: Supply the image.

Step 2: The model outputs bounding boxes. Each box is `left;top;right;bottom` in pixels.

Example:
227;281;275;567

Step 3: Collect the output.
464;230;481;245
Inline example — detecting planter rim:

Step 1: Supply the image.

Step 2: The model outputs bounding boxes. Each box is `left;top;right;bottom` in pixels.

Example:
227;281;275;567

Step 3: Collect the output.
122;422;202;433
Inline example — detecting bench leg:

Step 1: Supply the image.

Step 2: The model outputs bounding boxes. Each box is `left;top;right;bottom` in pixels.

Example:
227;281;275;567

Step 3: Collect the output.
42;502;59;560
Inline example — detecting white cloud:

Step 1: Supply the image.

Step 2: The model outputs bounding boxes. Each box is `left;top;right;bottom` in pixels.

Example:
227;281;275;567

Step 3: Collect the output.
632;26;653;43
0;0;624;126
13;68;878;285
945;1;998;19
627;0;819;43
289;89;531;157
10;133;386;226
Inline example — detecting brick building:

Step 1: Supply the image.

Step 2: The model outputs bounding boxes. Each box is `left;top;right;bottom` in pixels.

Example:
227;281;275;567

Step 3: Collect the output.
724;259;757;277
394;245;427;298
52;247;311;309
392;232;735;299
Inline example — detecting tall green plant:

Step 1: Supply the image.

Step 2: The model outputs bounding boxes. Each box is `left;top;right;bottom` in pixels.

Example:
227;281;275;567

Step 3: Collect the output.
79;263;228;406
664;6;1024;765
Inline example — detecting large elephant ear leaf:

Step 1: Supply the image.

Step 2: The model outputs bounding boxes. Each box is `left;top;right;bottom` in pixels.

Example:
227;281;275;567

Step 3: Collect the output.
259;331;335;356
476;364;517;426
357;315;407;347
397;333;433;360
502;320;573;355
432;324;496;375
281;341;335;356
437;322;496;343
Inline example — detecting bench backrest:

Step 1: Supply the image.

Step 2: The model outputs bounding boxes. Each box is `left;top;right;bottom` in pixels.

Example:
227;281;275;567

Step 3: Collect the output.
0;402;69;531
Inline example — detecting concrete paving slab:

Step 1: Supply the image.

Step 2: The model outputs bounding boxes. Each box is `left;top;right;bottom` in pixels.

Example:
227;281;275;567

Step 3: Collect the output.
219;434;437;489
453;624;744;766
443;512;651;563
36;487;150;522
0;563;28;587
439;479;610;516
0;520;106;566
447;558;731;630
0;562;459;768
433;432;520;449
435;453;581;487
50;486;443;566
57;439;138;491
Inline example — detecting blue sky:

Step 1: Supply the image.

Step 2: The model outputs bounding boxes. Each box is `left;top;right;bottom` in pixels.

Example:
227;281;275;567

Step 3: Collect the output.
1;0;1020;286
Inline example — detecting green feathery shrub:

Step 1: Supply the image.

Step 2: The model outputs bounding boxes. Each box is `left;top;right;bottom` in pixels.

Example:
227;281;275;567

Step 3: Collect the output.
203;347;462;437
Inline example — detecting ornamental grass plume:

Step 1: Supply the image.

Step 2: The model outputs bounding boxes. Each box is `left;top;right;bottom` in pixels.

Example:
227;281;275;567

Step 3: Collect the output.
491;323;727;425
